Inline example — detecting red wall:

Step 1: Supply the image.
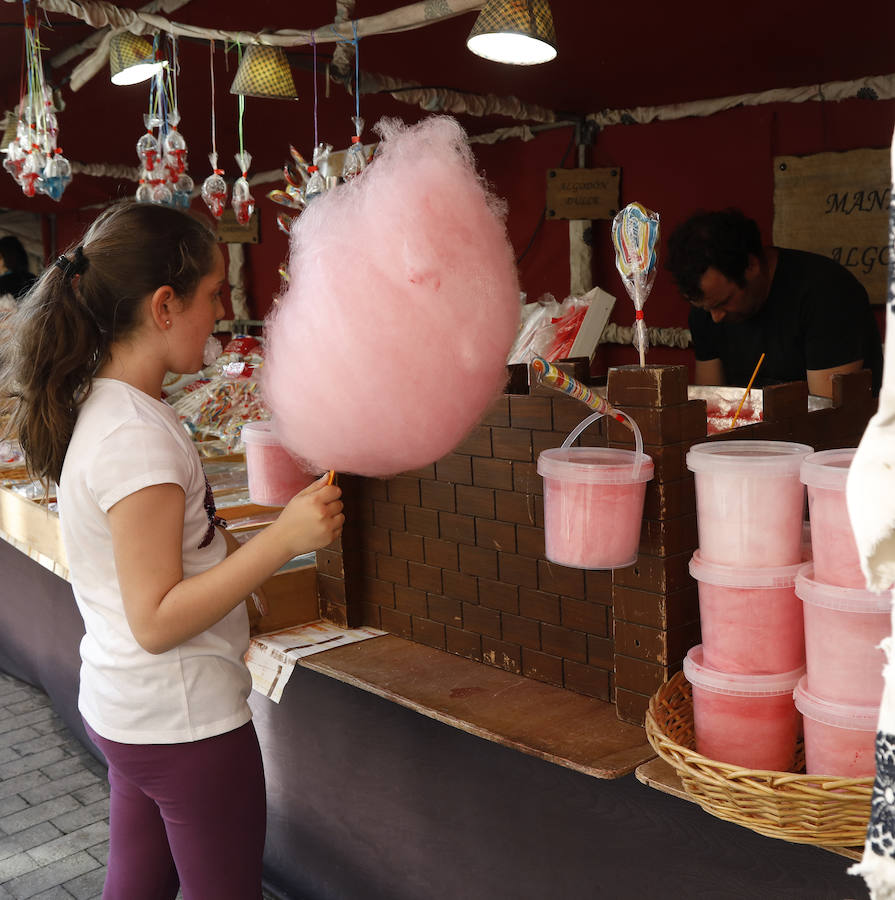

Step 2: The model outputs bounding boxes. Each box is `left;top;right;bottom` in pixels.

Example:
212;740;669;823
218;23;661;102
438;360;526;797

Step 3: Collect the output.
50;95;894;377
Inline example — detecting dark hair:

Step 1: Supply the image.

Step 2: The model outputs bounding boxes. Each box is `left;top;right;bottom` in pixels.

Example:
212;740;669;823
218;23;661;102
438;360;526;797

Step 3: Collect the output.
1;202;216;486
0;236;31;274
665;209;765;301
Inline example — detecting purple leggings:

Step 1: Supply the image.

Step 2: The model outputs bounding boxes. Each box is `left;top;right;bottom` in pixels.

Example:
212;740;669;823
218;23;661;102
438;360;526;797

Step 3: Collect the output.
85;720;266;900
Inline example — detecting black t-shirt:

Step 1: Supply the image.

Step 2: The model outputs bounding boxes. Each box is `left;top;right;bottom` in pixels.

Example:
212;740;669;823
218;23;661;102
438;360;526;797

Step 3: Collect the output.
688;248;883;395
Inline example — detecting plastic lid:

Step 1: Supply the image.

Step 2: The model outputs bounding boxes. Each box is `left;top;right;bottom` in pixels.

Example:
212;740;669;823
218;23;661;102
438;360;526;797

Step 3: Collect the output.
689;549;802;589
683;645;804;696
793;676;879;730
537;447;654;484
800;448;857;491
686;440;813;475
795;563;892;612
240;420;281;446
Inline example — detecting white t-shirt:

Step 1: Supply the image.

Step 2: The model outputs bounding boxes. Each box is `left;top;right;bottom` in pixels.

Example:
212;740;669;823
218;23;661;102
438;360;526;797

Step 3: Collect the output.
58;378;252;744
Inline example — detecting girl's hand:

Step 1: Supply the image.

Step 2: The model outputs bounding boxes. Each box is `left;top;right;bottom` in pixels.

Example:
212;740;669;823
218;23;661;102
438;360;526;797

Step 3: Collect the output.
275;475;344;556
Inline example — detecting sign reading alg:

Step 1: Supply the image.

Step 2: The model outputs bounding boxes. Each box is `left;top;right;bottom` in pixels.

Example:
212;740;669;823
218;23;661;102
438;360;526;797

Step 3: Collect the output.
773;148;890;304
546;167;620;221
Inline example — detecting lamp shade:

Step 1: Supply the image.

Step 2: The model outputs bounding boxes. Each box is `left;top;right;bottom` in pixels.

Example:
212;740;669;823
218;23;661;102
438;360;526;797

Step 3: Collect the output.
467;0;557;65
109;32;164;85
230;45;298;100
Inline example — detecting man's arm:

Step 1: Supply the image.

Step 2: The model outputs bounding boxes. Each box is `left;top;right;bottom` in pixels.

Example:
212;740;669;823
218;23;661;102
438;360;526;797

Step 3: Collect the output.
693;358;725;387
806;360;864;398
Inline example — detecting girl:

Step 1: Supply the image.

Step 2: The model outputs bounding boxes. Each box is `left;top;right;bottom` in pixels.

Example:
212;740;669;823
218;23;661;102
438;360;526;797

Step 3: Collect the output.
0;201;344;899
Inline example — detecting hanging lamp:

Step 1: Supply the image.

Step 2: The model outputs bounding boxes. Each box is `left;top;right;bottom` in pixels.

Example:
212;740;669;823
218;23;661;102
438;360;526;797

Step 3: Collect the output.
109;32;164;85
466;0;557;65
230;44;298;100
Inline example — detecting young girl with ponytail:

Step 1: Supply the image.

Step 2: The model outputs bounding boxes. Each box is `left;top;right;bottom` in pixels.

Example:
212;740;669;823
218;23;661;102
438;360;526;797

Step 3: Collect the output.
1;201;343;899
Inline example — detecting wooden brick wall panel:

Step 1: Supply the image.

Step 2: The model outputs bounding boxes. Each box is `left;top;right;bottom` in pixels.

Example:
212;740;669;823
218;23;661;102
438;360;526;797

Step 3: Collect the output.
373;500;406;531
638;514;698;558
541;624;587;663
360;550;378;578
553;397;608;436
585;570;612;598
641;475;696;520
587;634;613;669
438;511;477;546
446;625;482;661
436;454;473;485
319;595;348;628
537;559;585;599
456;485;495;519
459;544;498;579
424;537;459;571
522;648;563;686
613;619;701;666
361;603;382;628
482;637;522;674
563;661;611;702
497;552;539;588
404;505;439;538
404;463;436;479
500;612;541;650
428;594;463;627
389;531;424;562
386;476;421;507
560;596;609;636
614;654;672;695
512;461;542;495
442;570;478;604
315;548;344;578
476;519;516;553
762;381;808;421
616;442;686;483
615;688;651;726
360;577;396;608
515;524;545;559
412;617;446;650
472;457;514;491
408;562;443;594
380;607;412;638
481;395;510;427
612;585;699;630
509;396;553;430
377;555;409;586
463;602;502;638
478;578;519;613
420;479;456;512
529;359;590;395
363;478;388;500
454;425;493;457
519;588;561;624
365;526;391;555
317;573;346;607
494;490;538;526
394;584;428;617
612;552;692;594
491;427;534;461
607;364;689;408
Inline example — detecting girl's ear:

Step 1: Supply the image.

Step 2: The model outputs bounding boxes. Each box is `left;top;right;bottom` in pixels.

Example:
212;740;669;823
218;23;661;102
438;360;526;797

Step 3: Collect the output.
147;285;177;331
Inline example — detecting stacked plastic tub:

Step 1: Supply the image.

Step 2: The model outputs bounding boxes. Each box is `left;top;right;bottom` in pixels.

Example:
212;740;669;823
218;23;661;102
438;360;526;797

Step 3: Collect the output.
684;441;812;771
795;449;888;776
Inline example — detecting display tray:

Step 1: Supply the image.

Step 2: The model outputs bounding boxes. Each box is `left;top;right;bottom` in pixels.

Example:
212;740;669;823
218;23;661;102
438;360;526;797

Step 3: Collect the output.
645;670;872;849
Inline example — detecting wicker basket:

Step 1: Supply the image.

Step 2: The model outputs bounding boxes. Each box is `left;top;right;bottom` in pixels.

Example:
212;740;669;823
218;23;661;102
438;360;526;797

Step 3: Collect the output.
645;670;874;847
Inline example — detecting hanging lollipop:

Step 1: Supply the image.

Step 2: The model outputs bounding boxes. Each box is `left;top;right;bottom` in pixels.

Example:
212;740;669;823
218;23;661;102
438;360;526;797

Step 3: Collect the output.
232;150;255;226
611;202;660;367
201;41;228;219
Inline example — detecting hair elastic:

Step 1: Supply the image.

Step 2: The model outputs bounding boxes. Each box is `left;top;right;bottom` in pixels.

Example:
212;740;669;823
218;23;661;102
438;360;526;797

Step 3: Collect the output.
54;246;88;280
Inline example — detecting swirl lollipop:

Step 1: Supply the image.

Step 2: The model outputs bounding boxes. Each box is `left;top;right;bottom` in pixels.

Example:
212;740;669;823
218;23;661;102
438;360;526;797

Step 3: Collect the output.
611;202;660;367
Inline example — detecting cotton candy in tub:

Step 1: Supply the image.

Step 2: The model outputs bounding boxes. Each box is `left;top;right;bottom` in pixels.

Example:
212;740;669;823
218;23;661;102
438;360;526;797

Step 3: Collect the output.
263;116;520;477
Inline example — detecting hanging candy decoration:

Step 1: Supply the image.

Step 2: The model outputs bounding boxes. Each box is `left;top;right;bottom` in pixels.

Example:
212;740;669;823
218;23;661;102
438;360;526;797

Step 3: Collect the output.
201;40;228;219
3;1;71;201
341;26;367;182
230;46;255;227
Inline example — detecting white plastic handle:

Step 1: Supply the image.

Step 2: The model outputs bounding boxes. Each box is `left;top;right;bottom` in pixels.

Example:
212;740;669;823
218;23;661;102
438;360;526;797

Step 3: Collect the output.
561;410;644;480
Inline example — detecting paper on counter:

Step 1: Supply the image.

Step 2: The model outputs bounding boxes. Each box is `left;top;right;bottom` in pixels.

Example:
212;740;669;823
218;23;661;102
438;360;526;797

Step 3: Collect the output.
245;620;385;702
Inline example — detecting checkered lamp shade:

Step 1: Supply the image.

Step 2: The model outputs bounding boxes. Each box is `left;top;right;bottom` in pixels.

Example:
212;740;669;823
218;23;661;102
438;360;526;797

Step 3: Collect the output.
230;45;298;100
468;0;557;55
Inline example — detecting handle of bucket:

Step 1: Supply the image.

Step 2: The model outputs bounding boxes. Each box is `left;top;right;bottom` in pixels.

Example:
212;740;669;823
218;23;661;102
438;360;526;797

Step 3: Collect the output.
561;410;645;479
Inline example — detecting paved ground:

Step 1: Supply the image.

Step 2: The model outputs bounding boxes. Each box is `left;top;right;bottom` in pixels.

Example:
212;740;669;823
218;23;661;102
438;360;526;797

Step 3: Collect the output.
0;672;281;900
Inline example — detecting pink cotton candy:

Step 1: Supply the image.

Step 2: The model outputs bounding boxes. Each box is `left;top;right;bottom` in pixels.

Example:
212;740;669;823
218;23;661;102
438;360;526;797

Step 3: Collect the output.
263;116;520;476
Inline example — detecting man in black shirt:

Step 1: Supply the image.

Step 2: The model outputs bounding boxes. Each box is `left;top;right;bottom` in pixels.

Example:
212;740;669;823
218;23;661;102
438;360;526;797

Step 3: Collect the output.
666;209;883;398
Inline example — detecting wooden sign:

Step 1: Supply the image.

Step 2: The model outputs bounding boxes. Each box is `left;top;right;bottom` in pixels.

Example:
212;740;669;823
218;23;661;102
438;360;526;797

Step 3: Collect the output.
215;208;260;244
546;167;620;221
773;148;890;303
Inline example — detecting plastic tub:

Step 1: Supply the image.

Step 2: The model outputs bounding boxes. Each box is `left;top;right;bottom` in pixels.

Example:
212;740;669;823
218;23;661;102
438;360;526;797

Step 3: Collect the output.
689;552;804;674
241;420;317;507
795;563;890;706
686;440;813;567
793;676;878;777
538;410;653;570
800;449;862;588
684;645;803;771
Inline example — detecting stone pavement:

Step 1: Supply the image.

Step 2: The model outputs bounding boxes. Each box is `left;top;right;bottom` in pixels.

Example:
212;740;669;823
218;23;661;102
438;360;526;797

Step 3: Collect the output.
0;673;281;900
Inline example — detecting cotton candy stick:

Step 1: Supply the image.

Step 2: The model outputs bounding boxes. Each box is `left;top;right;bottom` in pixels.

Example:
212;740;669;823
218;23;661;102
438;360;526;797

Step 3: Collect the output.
612;202;660;367
531;356;633;431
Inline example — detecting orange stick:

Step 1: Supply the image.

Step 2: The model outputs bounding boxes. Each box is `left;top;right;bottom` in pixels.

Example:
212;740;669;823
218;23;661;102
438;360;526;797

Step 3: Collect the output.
729;353;766;430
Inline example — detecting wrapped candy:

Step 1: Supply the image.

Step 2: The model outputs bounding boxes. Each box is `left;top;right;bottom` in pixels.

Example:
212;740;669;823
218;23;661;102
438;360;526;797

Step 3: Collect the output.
201;152;228;219
137;130;160;173
40;148;71;202
232;150;255;226
342;116;367;181
304;143;331;203
172;173;194;209
163;126;188;176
